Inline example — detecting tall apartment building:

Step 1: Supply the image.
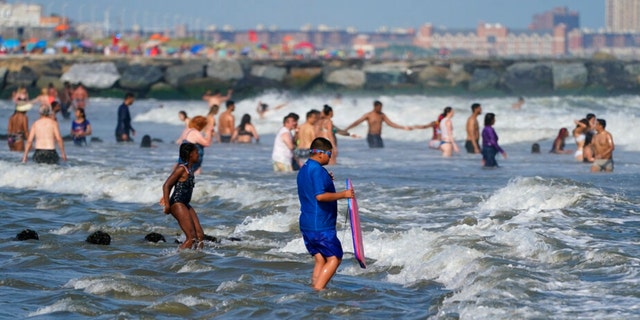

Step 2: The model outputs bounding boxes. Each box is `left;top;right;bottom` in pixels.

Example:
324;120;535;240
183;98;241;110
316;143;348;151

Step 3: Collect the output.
606;0;640;32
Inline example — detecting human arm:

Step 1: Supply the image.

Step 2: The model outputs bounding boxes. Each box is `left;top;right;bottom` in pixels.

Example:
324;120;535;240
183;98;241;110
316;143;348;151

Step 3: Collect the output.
316;188;354;202
412;121;435;130
84;123;92;137
333;125;358;138
221;89;233;101
230;127;239;142
249;124;259;142
160;166;185;214
282;131;295;150
483;127;505;155
344;114;368;132
21;128;36;163
54;123;67;161
382;114;411;130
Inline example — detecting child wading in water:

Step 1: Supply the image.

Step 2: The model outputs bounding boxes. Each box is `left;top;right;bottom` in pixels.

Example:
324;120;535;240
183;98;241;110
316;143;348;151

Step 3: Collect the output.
161;143;205;249
297;137;354;290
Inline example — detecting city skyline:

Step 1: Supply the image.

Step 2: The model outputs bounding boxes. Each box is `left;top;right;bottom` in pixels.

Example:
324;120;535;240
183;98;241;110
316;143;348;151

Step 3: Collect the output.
15;0;605;32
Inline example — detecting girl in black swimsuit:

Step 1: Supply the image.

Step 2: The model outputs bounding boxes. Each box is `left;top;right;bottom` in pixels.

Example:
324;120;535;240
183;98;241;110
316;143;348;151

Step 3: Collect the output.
161;143;205;250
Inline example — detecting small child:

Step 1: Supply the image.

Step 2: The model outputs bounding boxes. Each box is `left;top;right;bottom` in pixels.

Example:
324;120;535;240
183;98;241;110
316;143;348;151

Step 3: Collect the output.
296;137;354;290
160;143;205;250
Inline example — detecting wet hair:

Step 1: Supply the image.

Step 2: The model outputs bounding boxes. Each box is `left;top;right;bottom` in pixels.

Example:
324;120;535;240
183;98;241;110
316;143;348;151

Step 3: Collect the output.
86;231;111;245
51;101;60;111
144;232;166;243
557;128;568;139
179;143;197;163
226;100;235;108
441;106;452;117
597;119;606;129
15;229;39;241
531;143;540;154
140;135;152;148
310;137;333;151
577;118;589;128
208;104;219;116
238;113;251;130
178;110;188;119
586;113;596;121
124;92;135;100
189;115;208;131
283;112;299;124
471;103;481;112
307;109;320;119
373;100;383;107
76;107;86;119
484;113;496;126
323;104;333;116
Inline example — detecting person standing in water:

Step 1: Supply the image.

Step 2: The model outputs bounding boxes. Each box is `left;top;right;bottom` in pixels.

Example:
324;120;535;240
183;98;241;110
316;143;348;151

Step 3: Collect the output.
344;100;411;148
22;105;67;164
115;93;136;142
71;108;92;146
218;100;236;143
590;119;615;172
481;113;506;167
161;143;205;250
297;137;354;291
465;103;482;154
7;103;30;152
439;106;459;157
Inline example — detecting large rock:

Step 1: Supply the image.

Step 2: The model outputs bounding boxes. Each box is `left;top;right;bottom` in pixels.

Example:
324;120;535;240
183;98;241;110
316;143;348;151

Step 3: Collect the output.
284;67;322;89
250;65;287;82
552;62;587;90
0;67;7;89
207;59;244;81
503;62;553;93
324;68;366;88
363;62;410;88
165;62;206;87
469;68;500;92
586;61;637;91
119;64;164;90
61;62;120;89
416;65;451;87
624;63;640;85
6;66;38;87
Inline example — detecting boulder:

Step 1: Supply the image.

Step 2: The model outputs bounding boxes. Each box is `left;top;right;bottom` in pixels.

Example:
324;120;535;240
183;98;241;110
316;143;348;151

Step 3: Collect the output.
284;67;322;89
503;62;553;93
30;60;64;77
363;62;410;88
0;67;7;89
624;63;640;85
165;62;206;87
552;62;587;90
469;68;500;92
416;65;451;87
250;65;287;82
61;62;120;89
207;59;244;81
586;61;637;91
324;68;366;88
119;64;164;90
6;66;39;87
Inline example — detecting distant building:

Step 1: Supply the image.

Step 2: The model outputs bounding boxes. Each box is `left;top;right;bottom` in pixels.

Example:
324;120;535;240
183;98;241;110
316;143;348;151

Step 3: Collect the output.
0;2;42;27
606;0;640;32
530;6;579;31
413;23;567;57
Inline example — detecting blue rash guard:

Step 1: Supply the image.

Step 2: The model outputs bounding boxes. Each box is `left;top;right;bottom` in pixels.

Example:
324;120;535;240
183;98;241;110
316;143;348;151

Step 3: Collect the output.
296;159;337;232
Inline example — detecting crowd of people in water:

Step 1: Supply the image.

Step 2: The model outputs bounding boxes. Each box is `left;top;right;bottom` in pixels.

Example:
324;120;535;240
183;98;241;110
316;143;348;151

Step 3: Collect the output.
5;85;617;290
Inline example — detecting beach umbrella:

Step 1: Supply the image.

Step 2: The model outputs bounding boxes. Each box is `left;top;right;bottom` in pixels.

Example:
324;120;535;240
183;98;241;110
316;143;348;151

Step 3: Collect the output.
190;43;205;54
294;41;314;50
34;40;47;48
241;46;251;55
54;24;69;32
80;39;94;48
2;38;20;49
149;33;163;40
143;39;162;48
54;39;71;48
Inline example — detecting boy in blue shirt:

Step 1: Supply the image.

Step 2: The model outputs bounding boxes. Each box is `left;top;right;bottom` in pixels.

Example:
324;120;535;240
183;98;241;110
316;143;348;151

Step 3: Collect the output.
297;137;354;290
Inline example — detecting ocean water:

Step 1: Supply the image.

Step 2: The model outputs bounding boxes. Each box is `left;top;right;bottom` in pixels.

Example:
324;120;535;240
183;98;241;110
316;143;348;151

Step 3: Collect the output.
1;92;639;319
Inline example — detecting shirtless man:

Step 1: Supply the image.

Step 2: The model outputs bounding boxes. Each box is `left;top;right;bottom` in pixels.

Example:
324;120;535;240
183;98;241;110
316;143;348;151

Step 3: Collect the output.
22;105;67;164
512;97;525;110
72;83;89;109
590;119;615;173
203;89;233;109
294;109;321;166
344;100;411;148
465;103;482;154
218;100;236;143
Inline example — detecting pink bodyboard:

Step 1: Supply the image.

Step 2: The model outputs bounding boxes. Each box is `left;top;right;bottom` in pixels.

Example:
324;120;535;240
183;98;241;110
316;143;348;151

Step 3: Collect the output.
346;178;366;268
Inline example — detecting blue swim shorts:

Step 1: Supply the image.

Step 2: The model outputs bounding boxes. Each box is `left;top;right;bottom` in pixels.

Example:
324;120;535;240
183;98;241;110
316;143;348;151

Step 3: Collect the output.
301;229;343;259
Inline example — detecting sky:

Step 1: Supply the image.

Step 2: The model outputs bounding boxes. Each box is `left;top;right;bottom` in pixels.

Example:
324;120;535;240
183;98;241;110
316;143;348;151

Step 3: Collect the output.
17;0;605;32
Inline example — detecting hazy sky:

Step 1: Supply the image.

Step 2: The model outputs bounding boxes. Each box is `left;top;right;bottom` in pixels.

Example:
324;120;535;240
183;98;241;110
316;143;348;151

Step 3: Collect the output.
20;0;604;31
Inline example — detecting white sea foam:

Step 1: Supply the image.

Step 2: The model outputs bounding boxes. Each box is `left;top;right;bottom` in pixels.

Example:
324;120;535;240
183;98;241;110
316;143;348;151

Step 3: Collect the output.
64;275;158;297
28;298;96;317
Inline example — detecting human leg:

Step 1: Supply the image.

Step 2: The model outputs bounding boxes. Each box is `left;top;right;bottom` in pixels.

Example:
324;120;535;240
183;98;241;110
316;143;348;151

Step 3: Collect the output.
171;203;197;249
312;254;341;291
440;142;452;157
188;207;205;249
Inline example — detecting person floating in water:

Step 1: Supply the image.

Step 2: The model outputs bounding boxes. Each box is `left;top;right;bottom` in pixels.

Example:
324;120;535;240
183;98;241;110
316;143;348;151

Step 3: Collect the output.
256;100;288;119
296;137;354;290
160;143;205;250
